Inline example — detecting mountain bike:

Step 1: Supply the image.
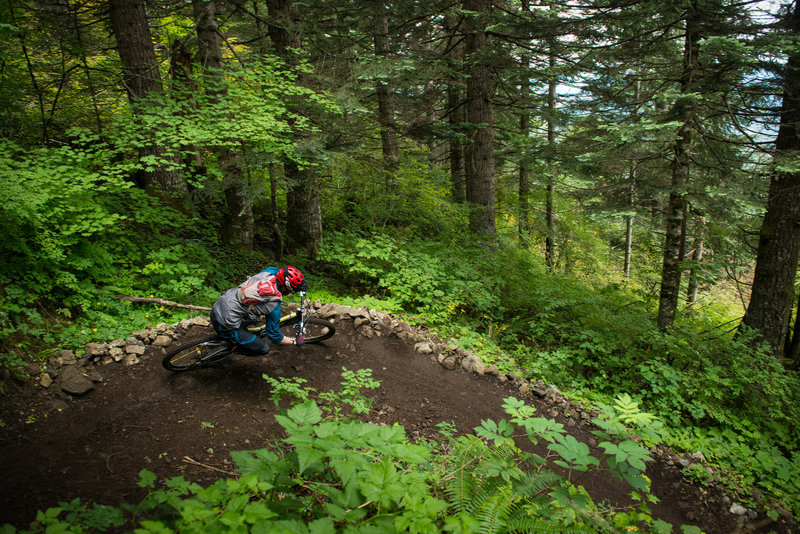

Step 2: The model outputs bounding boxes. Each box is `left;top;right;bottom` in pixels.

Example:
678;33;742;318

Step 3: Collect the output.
162;291;335;372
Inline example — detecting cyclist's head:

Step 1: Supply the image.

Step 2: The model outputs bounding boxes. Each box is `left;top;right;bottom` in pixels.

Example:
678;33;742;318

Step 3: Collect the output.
277;265;308;293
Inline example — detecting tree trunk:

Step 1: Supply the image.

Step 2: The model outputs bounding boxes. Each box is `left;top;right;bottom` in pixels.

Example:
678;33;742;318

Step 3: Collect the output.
739;1;800;356
108;0;187;196
787;290;800;365
657;7;699;330
624;176;635;279
545;52;556;272
373;3;398;178
463;0;496;245
444;13;465;203
269;163;285;260
686;216;705;305
518;0;531;243
267;0;323;255
65;0;104;132
193;0;254;250
624;79;641;279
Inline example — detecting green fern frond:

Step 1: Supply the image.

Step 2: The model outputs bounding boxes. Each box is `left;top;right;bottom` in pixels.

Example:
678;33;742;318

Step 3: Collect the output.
506;517;594;534
512;469;563;500
475;484;515;534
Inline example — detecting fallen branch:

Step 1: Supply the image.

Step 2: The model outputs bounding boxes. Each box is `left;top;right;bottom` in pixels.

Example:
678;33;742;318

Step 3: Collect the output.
116;295;211;312
182;456;238;476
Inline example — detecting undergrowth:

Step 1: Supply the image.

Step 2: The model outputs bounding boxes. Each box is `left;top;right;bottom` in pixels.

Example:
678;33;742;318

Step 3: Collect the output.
318;230;800;520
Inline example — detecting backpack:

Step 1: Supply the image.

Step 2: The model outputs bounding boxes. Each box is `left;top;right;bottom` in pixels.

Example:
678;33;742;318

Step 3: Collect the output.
236;271;282;305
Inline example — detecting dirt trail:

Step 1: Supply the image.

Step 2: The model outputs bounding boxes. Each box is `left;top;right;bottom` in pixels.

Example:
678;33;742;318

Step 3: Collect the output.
0;317;785;533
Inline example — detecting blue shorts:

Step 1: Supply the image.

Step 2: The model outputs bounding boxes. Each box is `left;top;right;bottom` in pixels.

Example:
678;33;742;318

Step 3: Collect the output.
210;314;270;355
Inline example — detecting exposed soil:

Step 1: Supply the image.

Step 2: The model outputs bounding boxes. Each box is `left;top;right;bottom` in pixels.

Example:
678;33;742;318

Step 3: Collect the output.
0;316;793;533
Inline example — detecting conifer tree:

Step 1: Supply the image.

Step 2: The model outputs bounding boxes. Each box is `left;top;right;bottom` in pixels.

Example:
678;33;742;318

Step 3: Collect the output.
740;0;800;356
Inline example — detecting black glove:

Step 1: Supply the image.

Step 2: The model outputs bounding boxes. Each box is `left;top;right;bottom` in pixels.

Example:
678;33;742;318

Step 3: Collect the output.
295;335;304;346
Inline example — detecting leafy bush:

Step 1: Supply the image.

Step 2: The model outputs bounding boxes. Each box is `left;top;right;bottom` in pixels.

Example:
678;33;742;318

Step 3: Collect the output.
0;138;227;360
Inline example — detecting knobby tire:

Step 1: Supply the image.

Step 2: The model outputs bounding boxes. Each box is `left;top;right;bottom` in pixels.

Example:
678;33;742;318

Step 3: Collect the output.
162;334;231;372
279;316;336;343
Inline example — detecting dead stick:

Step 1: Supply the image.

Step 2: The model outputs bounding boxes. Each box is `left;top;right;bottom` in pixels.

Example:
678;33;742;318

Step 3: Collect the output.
182;456;238;476
116;295;212;312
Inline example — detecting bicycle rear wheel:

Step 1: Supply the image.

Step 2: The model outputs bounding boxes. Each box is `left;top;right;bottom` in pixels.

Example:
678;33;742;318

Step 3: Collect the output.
279;316;336;343
163;334;232;372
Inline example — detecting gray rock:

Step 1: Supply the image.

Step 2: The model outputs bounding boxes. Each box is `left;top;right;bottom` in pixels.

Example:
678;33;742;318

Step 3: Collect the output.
485;365;500;376
57;350;76;365
84;343;107;357
442;355;457;370
58;366;94;396
124;354;140;366
545;385;562;402
729;503;748;516
126;344;146;355
532;380;548;397
131;330;150;341
190;316;210;327
461;352;485;375
152;335;172;347
414;342;434;354
347;307;370;320
518;382;530;396
40;373;53;388
109;347;124;362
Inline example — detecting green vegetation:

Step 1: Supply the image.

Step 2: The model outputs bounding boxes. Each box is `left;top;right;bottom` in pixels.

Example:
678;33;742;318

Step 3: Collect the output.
2;0;800;530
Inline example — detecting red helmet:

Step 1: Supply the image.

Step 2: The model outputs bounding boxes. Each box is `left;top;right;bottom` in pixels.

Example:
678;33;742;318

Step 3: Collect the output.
277;265;307;292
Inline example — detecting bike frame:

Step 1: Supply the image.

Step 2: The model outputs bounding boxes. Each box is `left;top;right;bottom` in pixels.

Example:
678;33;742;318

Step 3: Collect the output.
250;290;309;337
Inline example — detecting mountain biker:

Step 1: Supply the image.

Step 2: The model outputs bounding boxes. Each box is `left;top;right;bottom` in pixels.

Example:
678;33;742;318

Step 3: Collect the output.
209;266;309;355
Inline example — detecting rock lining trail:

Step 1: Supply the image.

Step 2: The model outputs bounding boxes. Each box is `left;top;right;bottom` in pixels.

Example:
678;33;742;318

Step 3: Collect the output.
0;302;792;533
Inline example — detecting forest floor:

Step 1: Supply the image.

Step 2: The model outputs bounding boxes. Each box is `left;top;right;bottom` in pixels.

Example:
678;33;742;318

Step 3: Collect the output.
0;315;793;533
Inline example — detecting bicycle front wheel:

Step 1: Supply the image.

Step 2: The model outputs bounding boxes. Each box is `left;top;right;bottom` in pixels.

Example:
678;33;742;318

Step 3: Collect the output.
279;317;336;343
163;334;232;372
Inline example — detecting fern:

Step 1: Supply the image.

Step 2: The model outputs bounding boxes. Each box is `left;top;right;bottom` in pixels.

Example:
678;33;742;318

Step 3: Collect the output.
440;434;577;533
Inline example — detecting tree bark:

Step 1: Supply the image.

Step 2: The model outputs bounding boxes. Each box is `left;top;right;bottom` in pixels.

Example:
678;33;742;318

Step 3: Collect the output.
545;51;556;272
518;0;531;243
269;163;285;260
108;0;187;196
444;13;465;203
787;290;800;364
624;176;635;279
624;80;641;279
193;0;254;250
267;0;323;255
373;3;398;178
463;0;496;245
738;1;800;356
657;6;699;330
686;216;705;305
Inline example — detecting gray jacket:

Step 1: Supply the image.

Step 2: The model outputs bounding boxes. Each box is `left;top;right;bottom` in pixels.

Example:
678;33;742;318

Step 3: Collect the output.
210;270;282;330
